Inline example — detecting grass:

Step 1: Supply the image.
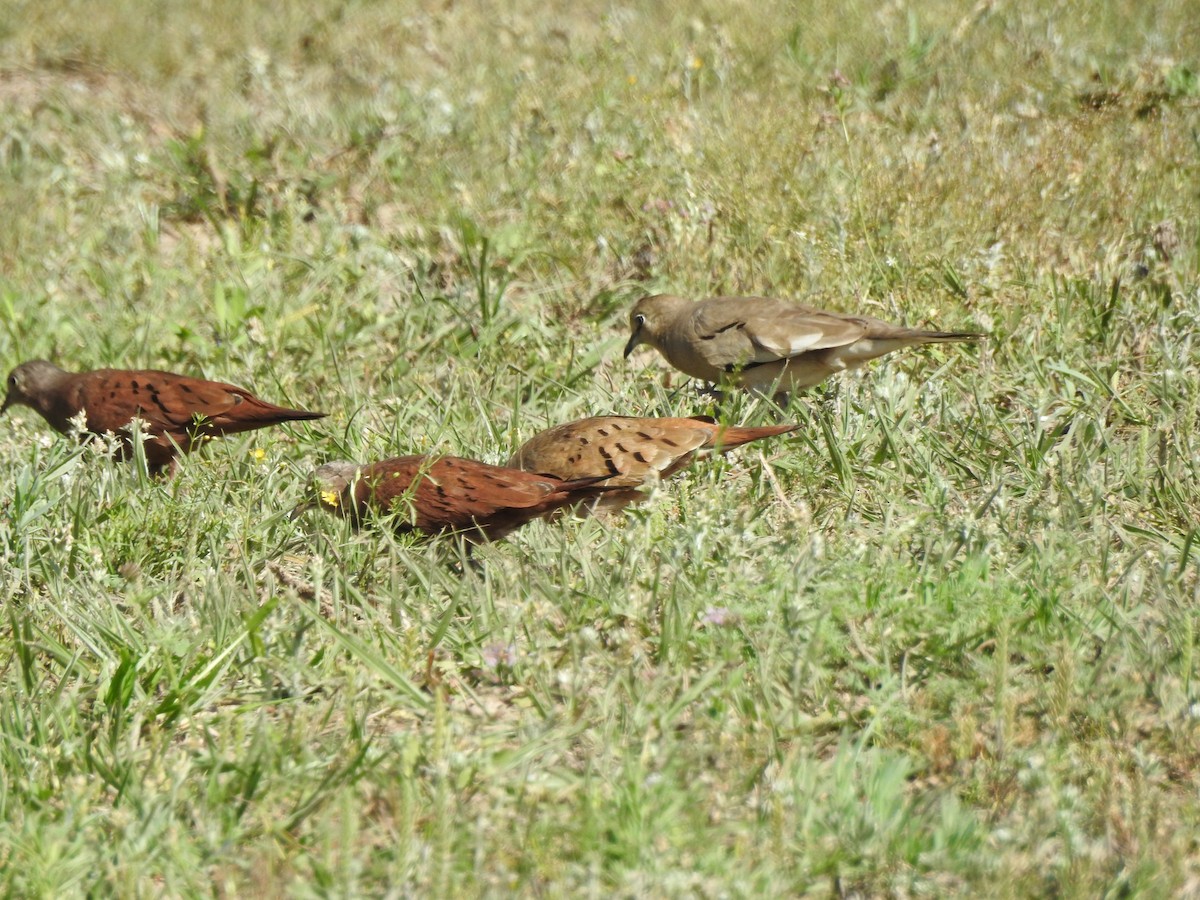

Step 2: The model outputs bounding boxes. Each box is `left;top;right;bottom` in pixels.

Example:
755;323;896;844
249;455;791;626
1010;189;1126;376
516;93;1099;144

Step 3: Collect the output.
1;0;1199;894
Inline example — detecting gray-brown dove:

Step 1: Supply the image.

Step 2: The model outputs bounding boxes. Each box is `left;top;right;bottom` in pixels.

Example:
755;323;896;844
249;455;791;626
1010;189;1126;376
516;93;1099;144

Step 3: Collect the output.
624;294;980;395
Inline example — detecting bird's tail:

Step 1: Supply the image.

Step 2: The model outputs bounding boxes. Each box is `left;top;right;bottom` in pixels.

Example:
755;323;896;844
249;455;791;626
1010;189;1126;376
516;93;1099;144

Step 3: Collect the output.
274;407;327;422
707;422;799;451
557;473;629;493
917;330;984;343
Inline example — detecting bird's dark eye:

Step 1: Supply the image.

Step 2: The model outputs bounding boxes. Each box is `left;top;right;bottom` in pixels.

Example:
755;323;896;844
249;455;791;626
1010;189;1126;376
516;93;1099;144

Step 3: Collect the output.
633;314;646;328
6;375;15;389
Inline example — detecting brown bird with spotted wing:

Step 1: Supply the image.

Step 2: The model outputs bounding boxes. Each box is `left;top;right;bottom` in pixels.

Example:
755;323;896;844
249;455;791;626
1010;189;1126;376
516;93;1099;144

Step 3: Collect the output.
1;360;325;474
508;415;797;511
624;294;981;396
305;455;611;543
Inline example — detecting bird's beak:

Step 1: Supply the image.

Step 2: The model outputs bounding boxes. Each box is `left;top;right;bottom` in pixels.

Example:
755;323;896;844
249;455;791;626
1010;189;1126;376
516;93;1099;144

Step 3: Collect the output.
288;499;318;521
623;328;642;359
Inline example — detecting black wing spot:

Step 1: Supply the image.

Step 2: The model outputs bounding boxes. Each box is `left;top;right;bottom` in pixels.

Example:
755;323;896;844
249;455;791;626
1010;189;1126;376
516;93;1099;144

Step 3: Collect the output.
149;392;173;418
633;451;650;464
726;360;772;373
704;322;743;339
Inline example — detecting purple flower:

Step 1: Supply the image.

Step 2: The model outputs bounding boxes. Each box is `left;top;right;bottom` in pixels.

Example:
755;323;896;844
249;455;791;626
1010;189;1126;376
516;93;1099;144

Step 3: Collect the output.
482;643;518;669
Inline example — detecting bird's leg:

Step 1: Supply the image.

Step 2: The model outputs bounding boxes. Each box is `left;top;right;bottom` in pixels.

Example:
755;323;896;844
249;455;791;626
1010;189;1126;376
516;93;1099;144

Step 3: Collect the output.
446;536;485;575
463;548;485;574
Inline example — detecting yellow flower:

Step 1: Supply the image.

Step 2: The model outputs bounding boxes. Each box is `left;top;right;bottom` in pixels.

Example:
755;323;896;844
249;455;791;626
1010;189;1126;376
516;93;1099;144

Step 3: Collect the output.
320;490;340;507
690;56;703;70
250;447;267;462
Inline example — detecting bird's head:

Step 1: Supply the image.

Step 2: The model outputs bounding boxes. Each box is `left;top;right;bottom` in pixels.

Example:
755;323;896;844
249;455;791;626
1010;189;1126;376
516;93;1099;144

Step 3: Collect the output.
290;460;363;520
1;360;69;416
623;294;691;358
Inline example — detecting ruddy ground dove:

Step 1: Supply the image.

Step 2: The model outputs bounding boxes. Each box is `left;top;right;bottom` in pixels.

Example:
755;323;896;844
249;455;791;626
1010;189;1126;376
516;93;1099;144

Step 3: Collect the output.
303;455;612;543
1;359;325;474
624;294;981;396
508;415;797;510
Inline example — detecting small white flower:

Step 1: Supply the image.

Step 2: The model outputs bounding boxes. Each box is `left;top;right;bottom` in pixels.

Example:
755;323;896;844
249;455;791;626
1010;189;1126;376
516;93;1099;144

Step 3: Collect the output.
66;409;90;436
121;416;155;445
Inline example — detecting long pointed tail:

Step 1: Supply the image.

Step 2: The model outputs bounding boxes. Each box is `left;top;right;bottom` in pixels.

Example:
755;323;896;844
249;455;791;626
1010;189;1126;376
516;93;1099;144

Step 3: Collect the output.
916;330;984;343
558;473;623;491
707;423;799;451
270;407;327;422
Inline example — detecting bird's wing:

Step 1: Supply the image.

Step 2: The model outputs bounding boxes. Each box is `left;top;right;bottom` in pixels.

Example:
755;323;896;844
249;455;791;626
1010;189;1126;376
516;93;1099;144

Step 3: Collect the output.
362;457;562;531
690;298;869;364
743;304;870;357
509;416;713;486
75;370;237;433
81;370;316;436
